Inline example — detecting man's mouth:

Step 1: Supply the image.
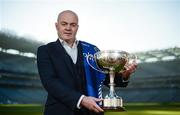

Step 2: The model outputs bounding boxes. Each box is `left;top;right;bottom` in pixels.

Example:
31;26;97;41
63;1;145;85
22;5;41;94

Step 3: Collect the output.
64;33;72;36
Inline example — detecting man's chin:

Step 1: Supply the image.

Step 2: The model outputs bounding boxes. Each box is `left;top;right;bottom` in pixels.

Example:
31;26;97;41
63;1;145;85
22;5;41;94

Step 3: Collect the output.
63;37;75;42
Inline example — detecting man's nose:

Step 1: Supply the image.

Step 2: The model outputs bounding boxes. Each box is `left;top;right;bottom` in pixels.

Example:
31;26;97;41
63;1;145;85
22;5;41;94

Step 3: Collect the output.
65;24;71;30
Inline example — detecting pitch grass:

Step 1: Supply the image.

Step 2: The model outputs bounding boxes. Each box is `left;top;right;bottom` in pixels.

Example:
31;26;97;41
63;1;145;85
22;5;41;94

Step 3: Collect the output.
106;103;180;115
0;103;180;115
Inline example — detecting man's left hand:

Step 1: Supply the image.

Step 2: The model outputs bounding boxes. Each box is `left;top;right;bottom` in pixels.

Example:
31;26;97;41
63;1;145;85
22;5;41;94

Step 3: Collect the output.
120;63;137;81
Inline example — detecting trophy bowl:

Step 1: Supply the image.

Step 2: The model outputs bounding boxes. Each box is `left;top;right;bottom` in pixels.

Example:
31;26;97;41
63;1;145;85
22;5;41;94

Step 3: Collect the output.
87;50;136;111
95;50;128;73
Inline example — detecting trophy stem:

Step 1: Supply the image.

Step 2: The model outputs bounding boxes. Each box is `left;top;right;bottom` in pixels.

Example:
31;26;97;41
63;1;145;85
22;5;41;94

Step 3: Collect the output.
109;68;115;97
103;68;125;111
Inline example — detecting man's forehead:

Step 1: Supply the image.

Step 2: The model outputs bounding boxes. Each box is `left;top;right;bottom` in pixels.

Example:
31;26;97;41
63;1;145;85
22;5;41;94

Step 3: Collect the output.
59;17;78;24
58;10;78;22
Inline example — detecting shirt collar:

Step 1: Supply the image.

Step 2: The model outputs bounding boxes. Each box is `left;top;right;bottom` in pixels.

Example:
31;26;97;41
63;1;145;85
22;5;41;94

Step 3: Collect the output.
58;38;79;48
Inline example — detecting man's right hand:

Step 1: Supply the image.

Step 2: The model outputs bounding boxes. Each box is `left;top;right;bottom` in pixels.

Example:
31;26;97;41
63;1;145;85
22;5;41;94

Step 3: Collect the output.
80;96;104;113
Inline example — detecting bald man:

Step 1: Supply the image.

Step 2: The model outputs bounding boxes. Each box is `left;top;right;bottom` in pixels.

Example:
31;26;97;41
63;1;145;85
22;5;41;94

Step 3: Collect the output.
37;10;137;115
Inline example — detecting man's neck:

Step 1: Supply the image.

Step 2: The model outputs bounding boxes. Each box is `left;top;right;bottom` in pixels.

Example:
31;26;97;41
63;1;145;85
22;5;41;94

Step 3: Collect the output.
59;38;75;48
65;40;74;48
59;38;78;48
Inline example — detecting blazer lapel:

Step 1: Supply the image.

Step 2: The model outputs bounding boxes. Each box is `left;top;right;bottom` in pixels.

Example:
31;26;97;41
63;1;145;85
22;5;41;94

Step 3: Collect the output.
54;40;75;77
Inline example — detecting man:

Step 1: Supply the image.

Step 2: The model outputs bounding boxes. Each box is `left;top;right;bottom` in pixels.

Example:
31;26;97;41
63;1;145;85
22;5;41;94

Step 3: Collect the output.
37;10;137;115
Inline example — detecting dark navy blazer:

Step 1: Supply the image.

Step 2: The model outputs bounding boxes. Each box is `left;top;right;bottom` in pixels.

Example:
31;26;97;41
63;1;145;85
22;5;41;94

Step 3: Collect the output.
37;40;129;115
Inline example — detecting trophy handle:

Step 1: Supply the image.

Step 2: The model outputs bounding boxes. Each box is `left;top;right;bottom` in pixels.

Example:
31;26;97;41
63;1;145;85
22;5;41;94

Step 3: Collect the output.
119;54;137;73
86;54;107;74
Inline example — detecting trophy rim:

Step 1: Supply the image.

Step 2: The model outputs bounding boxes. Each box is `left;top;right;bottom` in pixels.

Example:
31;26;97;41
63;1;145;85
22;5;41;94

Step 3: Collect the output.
95;50;129;56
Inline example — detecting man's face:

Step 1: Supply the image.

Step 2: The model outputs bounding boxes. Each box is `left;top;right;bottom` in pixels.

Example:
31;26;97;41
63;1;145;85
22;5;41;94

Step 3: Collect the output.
55;12;79;43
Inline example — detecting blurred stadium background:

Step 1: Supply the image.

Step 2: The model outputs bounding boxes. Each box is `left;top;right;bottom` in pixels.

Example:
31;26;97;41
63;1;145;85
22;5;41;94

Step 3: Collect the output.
0;31;180;114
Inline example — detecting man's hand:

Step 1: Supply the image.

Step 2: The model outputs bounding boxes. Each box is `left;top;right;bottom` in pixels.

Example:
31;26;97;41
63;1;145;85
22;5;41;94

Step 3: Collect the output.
121;62;137;80
80;96;104;113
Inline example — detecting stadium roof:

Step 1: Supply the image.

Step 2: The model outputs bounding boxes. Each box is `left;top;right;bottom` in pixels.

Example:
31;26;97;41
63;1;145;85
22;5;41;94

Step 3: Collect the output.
1;31;180;62
134;47;180;63
0;31;44;54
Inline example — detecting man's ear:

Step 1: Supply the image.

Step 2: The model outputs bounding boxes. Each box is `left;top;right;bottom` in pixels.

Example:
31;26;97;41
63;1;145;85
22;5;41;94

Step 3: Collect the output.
55;22;58;30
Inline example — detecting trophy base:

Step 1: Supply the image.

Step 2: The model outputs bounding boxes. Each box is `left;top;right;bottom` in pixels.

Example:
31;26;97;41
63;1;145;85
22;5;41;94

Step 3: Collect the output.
103;106;126;112
103;98;125;111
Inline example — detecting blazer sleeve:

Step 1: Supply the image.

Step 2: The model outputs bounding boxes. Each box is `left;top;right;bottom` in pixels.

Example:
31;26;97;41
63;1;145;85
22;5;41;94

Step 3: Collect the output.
37;46;81;110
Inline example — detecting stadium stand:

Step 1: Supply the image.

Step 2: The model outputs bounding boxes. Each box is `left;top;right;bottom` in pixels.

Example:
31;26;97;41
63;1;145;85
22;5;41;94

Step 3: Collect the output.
0;52;37;74
0;31;180;104
0;51;47;104
0;31;46;104
116;59;180;103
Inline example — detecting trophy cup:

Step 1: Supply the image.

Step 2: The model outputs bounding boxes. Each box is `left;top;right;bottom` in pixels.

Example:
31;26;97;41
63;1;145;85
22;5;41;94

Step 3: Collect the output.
87;50;136;111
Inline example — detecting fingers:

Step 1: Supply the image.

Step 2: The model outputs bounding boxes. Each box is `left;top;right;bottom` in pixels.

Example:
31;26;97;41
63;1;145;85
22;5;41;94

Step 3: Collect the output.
91;97;104;112
87;97;104;113
81;96;104;113
120;63;138;79
125;63;137;73
92;104;104;113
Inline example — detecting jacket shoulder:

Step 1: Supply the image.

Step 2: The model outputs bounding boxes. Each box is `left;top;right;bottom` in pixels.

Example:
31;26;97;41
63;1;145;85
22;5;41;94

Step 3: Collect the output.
38;41;57;50
80;41;98;48
80;40;100;52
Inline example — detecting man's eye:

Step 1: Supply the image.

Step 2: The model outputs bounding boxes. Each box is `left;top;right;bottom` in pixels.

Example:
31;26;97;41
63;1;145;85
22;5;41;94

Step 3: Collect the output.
71;24;77;27
61;23;66;26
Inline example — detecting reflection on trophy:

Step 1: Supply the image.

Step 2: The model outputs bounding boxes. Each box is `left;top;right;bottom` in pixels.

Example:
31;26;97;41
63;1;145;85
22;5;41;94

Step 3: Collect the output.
87;50;136;111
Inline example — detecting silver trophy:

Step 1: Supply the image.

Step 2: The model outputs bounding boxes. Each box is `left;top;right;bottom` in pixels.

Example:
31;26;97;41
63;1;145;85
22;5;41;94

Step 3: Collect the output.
87;50;136;111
